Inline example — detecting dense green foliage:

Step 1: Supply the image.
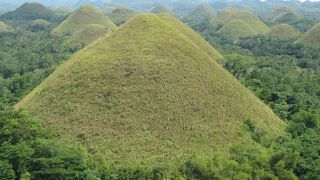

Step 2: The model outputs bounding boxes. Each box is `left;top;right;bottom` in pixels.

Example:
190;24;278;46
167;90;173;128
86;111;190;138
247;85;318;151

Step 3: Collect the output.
0;109;93;179
0;27;76;108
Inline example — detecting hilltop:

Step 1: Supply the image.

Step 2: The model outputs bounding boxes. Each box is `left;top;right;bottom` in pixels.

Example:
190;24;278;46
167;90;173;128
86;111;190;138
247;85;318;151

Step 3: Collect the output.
1;3;57;21
16;14;285;166
51;5;116;37
69;24;108;47
106;7;135;26
217;19;258;41
150;4;172;14
0;21;13;33
267;24;300;39
186;4;215;20
212;8;270;34
296;22;320;48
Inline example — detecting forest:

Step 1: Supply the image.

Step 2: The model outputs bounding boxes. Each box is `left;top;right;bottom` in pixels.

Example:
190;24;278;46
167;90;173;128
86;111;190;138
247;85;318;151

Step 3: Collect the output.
0;0;320;179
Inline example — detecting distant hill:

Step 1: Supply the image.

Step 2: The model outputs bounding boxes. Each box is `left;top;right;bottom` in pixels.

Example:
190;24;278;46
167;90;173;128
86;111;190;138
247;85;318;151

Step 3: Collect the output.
52;6;71;16
186;4;215;20
217;19;258;41
17;13;285;166
212;8;270;34
106;7;135;26
150;4;172;14
0;7;9;15
1;3;58;21
296;23;320;48
0;21;13;33
69;24;109;47
267;24;300;39
51;5;116;37
269;7;300;24
211;8;269;41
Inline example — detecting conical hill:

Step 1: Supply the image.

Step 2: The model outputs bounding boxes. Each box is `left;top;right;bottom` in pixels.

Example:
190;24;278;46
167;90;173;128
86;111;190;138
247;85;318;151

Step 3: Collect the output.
16;14;285;166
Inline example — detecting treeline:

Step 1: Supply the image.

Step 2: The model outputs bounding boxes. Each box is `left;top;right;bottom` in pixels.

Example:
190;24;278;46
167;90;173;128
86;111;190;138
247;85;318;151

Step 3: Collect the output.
1;109;313;180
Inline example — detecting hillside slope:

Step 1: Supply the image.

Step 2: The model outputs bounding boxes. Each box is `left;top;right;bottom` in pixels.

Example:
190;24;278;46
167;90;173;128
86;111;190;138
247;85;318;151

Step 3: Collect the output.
0;21;13;33
212;8;270;34
69;24;109;47
51;5;116;37
267;24;300;38
1;3;57;21
296;23;320;48
17;14;285;166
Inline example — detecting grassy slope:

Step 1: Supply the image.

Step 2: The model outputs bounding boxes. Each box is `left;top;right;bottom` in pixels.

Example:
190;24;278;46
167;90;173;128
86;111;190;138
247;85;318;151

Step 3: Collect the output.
296;23;320;48
16;14;285;166
213;8;270;34
267;24;300;38
69;24;108;47
217;19;258;40
107;8;135;26
1;3;57;21
51;5;116;37
0;21;13;33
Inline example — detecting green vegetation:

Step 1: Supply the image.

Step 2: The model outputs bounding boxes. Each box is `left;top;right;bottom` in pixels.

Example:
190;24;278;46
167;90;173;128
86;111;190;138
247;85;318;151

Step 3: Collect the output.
217;19;258;41
150;4;172;14
51;5;116;37
106;7;135;26
0;28;76;107
212;8;270;34
267;24;300;39
1;3;58;21
0;21;13;33
69;24;109;48
296;22;320;48
0;7;9;16
0;109;94;179
16;13;285;166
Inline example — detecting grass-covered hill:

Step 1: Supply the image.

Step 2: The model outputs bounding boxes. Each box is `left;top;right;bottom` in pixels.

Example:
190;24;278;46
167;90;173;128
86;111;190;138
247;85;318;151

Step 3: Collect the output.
69;24;108;47
267;24;300;38
51;5;117;37
150;4;172;14
217;19;258;41
106;7;135;26
269;7;300;24
0;21;13;33
1;3;58;21
296;22;320;48
16;13;285;166
185;4;215;20
212;8;270;34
